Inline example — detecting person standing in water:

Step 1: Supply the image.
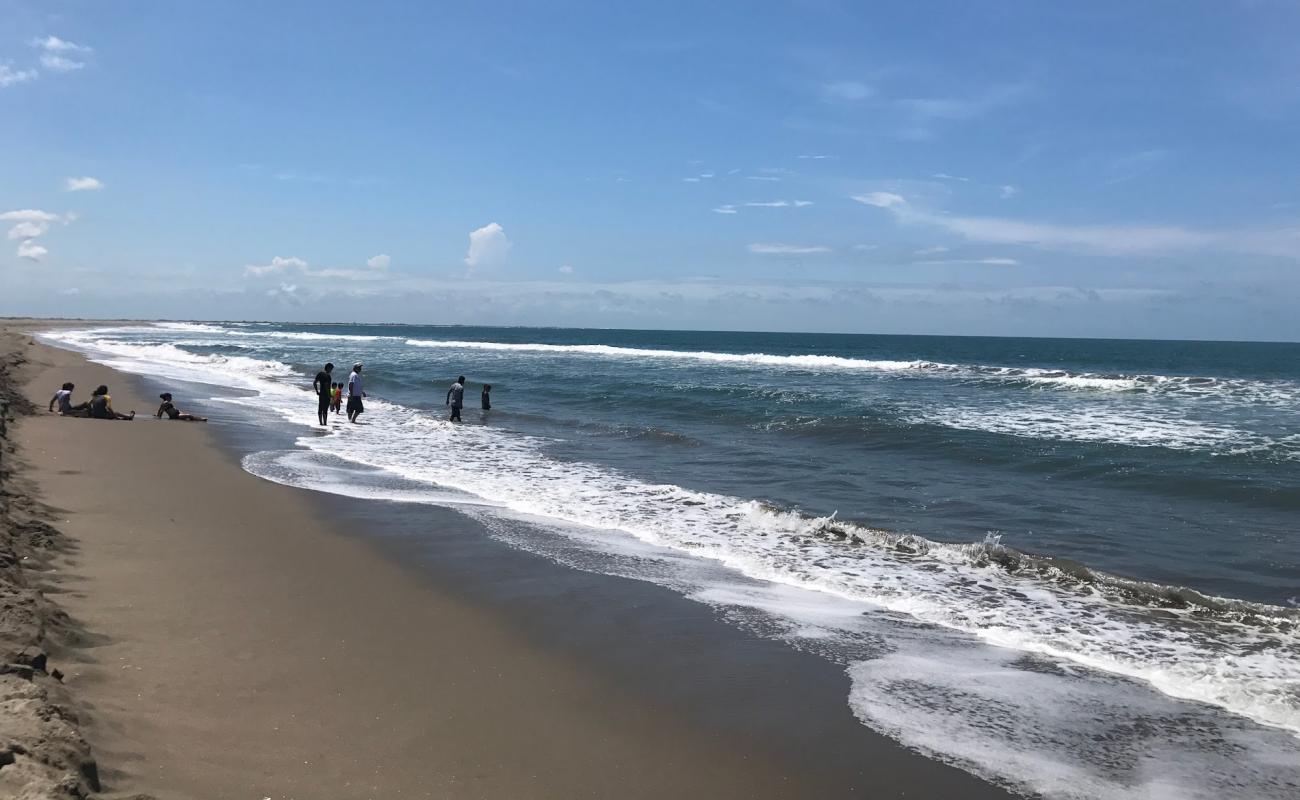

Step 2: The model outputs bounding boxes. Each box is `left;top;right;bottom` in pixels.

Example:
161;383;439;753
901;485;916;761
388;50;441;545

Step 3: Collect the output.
314;362;334;426
446;375;465;422
347;362;367;423
481;383;491;411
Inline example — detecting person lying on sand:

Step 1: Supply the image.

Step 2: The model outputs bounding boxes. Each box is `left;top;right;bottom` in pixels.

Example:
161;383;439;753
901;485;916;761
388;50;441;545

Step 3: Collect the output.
88;385;135;420
156;392;207;422
49;382;90;415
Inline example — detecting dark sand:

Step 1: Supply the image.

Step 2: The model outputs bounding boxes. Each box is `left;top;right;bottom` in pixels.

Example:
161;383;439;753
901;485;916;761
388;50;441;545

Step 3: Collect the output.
2;321;1014;799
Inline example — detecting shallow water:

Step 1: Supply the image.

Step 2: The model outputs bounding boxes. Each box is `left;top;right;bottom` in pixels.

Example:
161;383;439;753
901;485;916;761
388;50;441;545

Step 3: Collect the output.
42;322;1300;799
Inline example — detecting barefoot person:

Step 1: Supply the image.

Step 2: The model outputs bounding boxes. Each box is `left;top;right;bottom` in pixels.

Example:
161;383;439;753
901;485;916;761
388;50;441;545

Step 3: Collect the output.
314;362;335;426
446;375;465;422
480;383;491;411
346;362;367;423
156;392;208;422
88;385;134;420
49;382;90;415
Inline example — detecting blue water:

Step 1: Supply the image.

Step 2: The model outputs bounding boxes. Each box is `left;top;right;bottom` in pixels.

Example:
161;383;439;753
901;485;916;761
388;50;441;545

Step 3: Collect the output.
43;322;1300;800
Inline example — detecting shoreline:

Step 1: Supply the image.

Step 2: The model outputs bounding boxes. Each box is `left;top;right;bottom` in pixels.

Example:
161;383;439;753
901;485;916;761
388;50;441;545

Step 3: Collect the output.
3;322;1012;797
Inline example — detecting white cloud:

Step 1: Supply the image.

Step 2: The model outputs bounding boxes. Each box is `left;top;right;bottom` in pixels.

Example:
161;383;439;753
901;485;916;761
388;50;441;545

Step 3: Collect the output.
245;256;308;276
32;36;91;53
1000;185;1018;199
915;257;1021;266
32;36;92;73
712;205;738;215
682;177;701;182
821;81;873;102
932;172;970;182
7;221;48;240
745;175;781;182
855;192;1300;258
852;244;879;251
748;243;832;255
742;200;813;209
0;209;62;223
851;192;908;209
914;245;949;256
41;54;86;72
366;253;391;270
797;154;831;160
558;264;575;274
17;240;48;261
465;222;511;272
0;64;38;88
3;209;73;260
899;83;1033;122
65;176;104;192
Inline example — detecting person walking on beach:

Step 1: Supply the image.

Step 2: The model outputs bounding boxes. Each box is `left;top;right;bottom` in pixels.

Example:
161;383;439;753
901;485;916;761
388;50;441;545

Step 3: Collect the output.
49;382;89;415
446;375;465;422
88;386;134;420
481;383;491;411
347;362;367;423
156;392;208;422
314;362;334;426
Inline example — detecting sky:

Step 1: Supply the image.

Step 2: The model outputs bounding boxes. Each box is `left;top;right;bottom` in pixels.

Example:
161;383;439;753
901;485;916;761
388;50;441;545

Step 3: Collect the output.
2;0;1299;340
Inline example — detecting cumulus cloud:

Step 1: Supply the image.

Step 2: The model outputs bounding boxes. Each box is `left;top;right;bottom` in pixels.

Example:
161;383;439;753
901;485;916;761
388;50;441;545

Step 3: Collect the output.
2;209;72;261
32;36;92;72
366;253;391;270
65;176;104;192
748;243;832;255
7;221;48;240
1000;185;1018;199
0;64;38;88
17;240;47;261
558;264;575;274
465;222;511;272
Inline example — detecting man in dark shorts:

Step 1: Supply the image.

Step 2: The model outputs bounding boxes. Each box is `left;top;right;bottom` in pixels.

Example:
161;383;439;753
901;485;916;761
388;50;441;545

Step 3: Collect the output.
446;375;465;422
314;362;334;426
347;362;366;423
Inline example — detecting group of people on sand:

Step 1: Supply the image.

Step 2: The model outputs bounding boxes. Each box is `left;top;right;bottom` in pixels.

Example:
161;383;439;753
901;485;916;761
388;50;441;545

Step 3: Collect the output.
49;382;206;422
312;362;490;426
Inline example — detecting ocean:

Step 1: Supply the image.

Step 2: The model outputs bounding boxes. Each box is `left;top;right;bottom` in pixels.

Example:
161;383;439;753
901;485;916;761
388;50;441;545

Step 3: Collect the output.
42;322;1300;799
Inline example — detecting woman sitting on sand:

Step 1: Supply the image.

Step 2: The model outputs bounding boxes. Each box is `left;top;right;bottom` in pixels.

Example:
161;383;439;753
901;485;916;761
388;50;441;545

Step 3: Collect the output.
88;385;134;421
156;392;207;422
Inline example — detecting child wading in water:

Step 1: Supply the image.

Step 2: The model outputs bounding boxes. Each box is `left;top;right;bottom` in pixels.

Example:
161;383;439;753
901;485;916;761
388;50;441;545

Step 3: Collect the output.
156;392;207;422
331;382;343;414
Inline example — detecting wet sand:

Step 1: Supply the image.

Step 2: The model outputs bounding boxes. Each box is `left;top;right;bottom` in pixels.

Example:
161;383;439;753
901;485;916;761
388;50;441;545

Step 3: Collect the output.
3;321;1013;799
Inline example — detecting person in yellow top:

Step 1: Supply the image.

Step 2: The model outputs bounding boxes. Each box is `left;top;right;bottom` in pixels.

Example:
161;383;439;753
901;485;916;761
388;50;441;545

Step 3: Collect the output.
331;382;343;414
88;385;134;420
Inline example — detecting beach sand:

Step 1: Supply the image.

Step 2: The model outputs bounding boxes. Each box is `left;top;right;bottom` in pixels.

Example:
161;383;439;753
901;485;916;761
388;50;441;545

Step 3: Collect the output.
1;322;1012;799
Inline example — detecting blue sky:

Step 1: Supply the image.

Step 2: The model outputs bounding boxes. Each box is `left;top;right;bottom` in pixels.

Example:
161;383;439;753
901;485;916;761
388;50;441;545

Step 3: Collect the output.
2;1;1299;340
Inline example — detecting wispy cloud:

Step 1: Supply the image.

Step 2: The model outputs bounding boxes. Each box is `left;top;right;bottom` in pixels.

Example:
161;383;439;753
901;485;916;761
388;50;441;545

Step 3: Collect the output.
712;205;738;215
31;35;92;72
745;175;781;182
932;172;970;182
748;243;832;255
743;200;814;208
0;64;38;88
65;176;104;192
1000;184;1018;199
915;257;1020;266
853;193;1300;258
821;81;874;103
558;264;575;275
246;255;395;280
797;154;832;160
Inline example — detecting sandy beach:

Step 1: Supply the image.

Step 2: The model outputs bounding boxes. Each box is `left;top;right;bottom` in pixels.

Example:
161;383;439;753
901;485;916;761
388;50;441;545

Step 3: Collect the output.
0;322;1014;798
